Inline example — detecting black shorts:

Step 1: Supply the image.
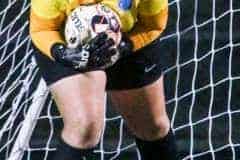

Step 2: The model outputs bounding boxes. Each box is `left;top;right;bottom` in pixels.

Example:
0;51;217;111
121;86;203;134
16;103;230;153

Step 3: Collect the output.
34;41;163;90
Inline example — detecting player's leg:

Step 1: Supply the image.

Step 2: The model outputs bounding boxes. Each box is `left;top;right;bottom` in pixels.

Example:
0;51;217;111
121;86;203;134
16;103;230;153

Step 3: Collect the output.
49;71;106;160
34;51;106;160
109;76;177;160
105;40;178;159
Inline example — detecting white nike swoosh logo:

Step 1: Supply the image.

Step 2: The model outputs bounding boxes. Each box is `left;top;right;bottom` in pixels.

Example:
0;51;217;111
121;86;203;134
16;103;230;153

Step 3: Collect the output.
144;64;157;73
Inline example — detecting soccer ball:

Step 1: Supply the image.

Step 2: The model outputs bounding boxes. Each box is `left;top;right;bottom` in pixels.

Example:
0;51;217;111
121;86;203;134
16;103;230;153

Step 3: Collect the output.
65;4;122;48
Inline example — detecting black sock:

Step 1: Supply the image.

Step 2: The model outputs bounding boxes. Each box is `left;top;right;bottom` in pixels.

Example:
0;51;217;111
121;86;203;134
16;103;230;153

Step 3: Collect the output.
51;137;97;160
135;130;178;160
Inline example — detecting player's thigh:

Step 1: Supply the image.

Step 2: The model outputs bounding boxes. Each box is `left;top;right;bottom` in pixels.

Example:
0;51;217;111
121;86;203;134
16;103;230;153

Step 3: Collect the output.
34;49;106;133
109;76;170;139
49;71;106;127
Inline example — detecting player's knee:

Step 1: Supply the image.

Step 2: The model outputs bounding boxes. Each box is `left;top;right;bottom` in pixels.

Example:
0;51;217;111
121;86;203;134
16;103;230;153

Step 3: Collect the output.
63;117;103;148
136;115;170;141
62;102;104;148
152;115;170;138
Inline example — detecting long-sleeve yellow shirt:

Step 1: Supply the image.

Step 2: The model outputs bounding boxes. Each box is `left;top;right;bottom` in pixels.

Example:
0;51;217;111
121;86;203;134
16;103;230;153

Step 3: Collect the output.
30;0;168;59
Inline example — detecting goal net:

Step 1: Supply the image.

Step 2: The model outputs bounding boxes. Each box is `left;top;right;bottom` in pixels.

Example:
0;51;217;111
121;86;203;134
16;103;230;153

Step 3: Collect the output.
0;0;240;160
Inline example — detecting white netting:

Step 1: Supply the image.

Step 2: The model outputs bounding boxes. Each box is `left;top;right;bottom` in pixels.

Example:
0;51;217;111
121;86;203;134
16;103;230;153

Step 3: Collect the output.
0;0;240;160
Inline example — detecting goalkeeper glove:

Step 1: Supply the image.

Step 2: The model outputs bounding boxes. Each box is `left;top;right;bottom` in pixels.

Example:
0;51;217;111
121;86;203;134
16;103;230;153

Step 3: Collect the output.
51;33;118;71
117;34;133;58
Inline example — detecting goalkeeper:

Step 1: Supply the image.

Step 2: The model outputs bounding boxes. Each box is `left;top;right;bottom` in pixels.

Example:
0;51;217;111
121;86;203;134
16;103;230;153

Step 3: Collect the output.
30;0;178;159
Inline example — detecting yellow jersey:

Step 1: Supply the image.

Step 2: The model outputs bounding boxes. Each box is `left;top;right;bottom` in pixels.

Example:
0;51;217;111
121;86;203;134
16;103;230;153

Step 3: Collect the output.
30;0;168;59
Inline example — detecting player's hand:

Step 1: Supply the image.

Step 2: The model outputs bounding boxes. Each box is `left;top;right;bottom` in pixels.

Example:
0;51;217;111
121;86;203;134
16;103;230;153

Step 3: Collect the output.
51;33;118;71
117;34;133;58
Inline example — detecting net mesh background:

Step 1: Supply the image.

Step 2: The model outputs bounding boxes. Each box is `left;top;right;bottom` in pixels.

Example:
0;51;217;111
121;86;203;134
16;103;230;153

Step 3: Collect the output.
0;0;240;160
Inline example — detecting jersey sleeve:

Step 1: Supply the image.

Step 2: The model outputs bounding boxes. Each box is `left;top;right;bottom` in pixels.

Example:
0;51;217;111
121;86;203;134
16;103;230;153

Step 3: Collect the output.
127;0;168;51
30;0;66;59
30;0;101;59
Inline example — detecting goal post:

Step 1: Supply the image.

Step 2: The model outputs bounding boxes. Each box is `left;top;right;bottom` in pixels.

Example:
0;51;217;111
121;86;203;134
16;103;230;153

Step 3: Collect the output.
8;79;48;160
